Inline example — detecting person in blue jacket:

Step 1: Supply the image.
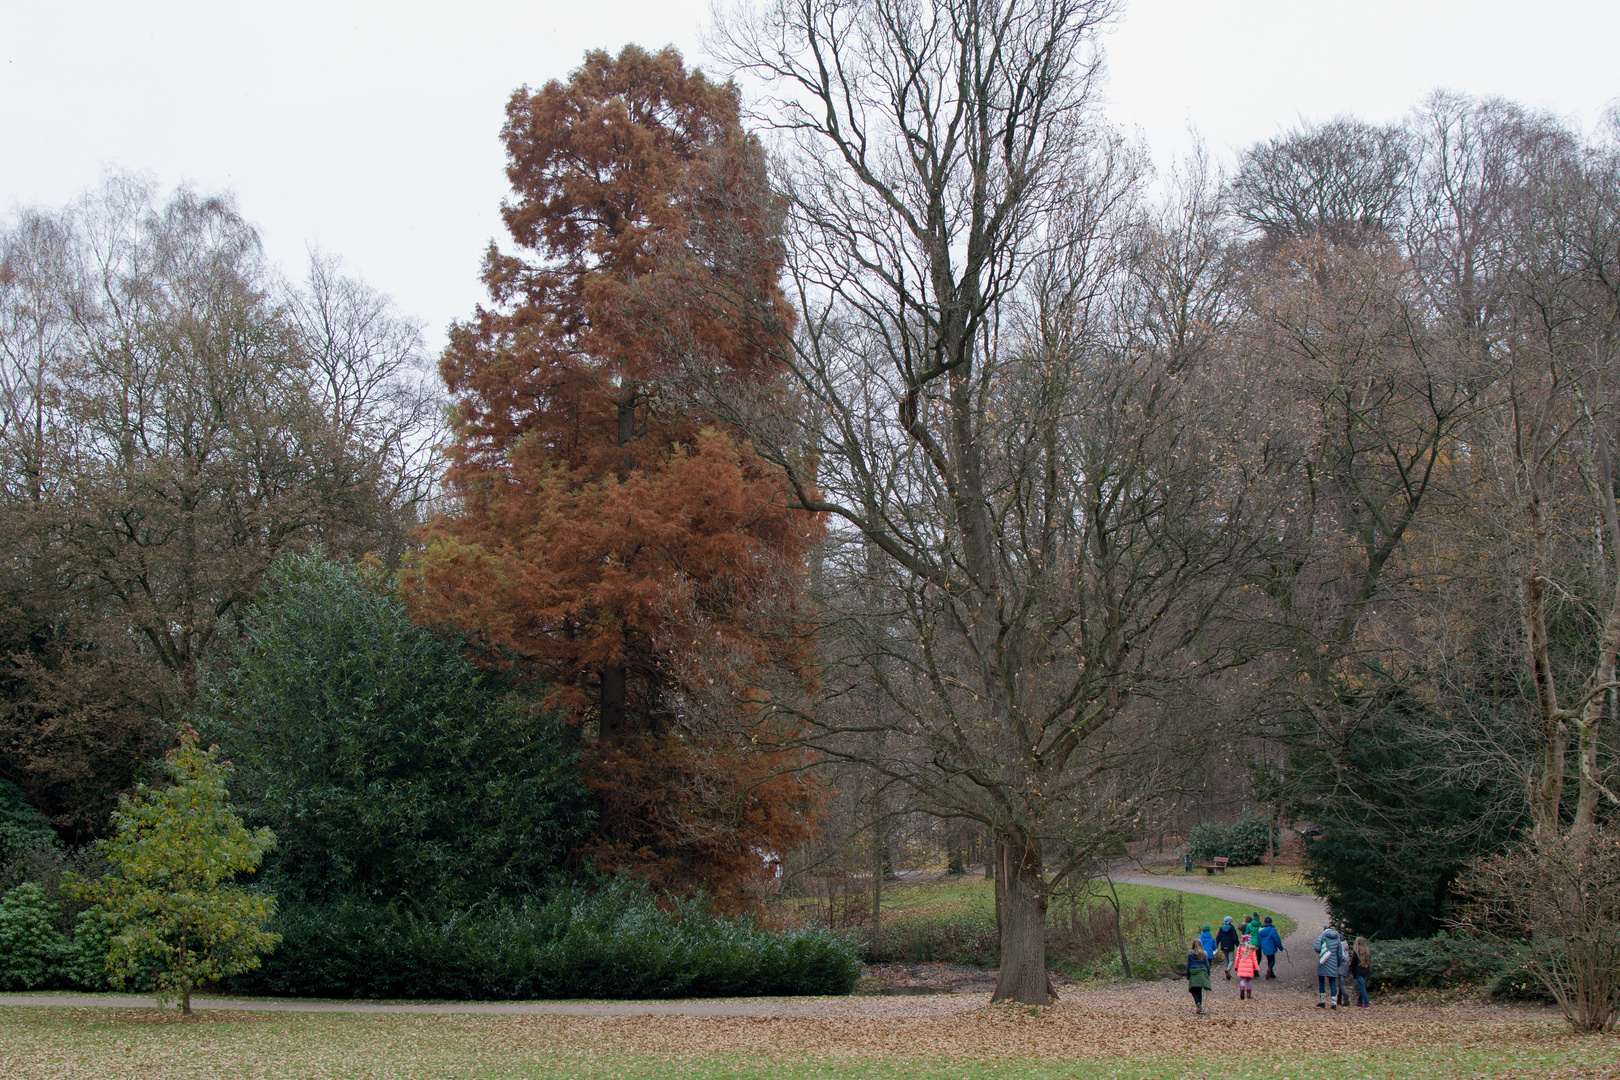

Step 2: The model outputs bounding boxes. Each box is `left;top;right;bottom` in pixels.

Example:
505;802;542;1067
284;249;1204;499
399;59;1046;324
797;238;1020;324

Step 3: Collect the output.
1198;925;1218;968
1257;916;1284;979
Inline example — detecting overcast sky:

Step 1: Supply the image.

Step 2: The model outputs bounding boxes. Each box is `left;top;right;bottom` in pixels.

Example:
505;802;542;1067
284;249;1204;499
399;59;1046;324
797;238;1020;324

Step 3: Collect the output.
3;0;1616;350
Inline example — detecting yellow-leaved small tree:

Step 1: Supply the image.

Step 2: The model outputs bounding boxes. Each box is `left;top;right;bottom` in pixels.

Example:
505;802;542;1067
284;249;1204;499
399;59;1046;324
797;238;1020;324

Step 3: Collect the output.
69;730;278;1013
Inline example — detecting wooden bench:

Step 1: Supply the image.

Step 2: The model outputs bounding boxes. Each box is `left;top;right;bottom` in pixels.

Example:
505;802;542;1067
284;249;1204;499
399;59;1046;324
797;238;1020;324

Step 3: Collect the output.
1198;857;1229;875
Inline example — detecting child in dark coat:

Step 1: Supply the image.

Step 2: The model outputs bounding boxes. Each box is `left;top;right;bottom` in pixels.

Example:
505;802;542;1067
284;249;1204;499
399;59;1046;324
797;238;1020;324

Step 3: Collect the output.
1186;940;1213;1014
1215;917;1240;979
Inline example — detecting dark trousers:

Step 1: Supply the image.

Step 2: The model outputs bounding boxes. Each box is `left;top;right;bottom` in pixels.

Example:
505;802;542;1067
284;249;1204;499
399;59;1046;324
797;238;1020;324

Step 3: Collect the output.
1318;975;1338;996
1355;974;1369;1006
1265;953;1276;975
1190;986;1204;1005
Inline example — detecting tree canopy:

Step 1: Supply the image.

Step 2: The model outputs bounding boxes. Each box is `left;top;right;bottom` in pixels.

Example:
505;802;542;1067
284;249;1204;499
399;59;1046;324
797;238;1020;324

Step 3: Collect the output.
201;552;592;907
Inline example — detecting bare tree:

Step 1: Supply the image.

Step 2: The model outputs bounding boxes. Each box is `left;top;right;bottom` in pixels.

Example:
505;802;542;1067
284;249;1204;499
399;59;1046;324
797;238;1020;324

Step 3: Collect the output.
285;251;444;562
1230;116;1413;247
709;0;1287;1001
0;174;438;833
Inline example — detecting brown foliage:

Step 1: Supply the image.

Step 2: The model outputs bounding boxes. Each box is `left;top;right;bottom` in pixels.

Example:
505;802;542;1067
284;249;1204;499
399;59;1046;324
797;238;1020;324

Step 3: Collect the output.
406;45;821;901
577;732;820;911
0;595;166;844
1455;830;1620;1033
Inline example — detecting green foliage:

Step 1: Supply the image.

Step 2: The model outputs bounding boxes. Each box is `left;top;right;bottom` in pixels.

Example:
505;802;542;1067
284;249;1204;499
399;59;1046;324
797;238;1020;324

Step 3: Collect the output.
0;780;64;896
0;883;71;989
200;552;592;906
1186;814;1278;866
0;780;57;849
66;734;279;1009
1361;936;1512;991
1486;950;1556;1003
228;877;862;1000
1297;699;1522;939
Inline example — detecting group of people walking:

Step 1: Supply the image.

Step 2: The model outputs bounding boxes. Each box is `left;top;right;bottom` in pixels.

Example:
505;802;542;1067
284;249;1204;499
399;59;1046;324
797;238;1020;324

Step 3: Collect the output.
1184;913;1282;1014
1185;913;1372;1014
1314;924;1373;1009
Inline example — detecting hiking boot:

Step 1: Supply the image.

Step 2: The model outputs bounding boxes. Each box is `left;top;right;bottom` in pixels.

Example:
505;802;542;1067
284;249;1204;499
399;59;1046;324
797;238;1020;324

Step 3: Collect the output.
1316;1001;1326;1008
1224;969;1231;980
1330;1003;1337;1010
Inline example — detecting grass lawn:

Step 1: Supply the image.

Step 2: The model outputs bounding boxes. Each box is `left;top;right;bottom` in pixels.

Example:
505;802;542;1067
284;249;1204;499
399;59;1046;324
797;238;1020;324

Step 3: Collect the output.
1138;863;1316;896
1;1005;1611;1080
874;874;1298;940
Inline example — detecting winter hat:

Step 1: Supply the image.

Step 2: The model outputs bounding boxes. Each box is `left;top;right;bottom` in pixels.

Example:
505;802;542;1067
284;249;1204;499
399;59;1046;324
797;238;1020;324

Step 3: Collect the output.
1263;916;1273;926
1202;925;1211;933
1223;916;1234;925
1241;934;1251;945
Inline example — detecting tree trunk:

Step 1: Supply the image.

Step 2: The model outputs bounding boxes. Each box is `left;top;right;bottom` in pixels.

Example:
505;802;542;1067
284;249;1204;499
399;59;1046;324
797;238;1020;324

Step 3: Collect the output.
1268;804;1277;871
1105;877;1132;978
870;813;884;936
182;986;191;1015
599;665;627;743
991;839;1053;1005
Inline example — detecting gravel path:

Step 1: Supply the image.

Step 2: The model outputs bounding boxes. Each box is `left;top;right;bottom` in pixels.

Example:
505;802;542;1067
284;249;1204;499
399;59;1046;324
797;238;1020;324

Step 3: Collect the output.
1108;870;1330;996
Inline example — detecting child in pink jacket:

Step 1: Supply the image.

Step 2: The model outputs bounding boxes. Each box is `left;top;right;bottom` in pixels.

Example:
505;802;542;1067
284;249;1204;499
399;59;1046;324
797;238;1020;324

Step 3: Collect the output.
1232;933;1262;999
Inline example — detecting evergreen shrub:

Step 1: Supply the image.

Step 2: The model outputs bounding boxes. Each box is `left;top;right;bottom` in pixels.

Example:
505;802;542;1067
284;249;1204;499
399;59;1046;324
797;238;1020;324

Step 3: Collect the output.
0;883;71;990
1363;935;1500;989
0;883;132;991
228;878;862;1000
1187;814;1278;866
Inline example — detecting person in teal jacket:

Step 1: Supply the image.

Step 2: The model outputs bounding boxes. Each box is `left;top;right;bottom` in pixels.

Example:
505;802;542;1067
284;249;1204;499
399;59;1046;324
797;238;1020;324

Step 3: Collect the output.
1256;916;1283;979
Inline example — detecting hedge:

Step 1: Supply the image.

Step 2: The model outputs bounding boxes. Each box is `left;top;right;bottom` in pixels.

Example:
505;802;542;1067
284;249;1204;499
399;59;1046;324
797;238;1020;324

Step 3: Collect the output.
227;879;862;999
1362;936;1553;1002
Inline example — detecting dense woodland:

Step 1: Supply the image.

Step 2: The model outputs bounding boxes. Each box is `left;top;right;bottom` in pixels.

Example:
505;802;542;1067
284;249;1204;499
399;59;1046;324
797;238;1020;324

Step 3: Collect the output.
2;0;1618;1015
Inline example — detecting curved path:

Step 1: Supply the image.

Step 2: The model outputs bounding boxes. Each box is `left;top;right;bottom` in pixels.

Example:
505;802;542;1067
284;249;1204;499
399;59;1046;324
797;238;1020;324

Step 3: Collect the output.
1107;870;1329;996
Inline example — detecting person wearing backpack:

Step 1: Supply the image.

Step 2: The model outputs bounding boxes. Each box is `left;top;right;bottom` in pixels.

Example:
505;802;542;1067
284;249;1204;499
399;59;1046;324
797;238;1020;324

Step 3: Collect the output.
1232;933;1262;999
1215;916;1240;979
1350;937;1372;1007
1257;916;1283;979
1186;938;1213;1014
1314;924;1344;1009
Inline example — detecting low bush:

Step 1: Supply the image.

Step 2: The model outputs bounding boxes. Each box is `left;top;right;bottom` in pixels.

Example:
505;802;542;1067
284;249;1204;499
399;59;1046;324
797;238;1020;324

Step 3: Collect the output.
1188;815;1278;866
0;883;71;990
861;892;1188;978
227;878;862;1000
0;882;143;991
1363;935;1504;990
1486;951;1555;1002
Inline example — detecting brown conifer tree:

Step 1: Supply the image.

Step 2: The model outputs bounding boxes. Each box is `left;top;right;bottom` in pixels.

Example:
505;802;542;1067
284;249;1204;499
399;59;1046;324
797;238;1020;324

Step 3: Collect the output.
406;46;819;904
